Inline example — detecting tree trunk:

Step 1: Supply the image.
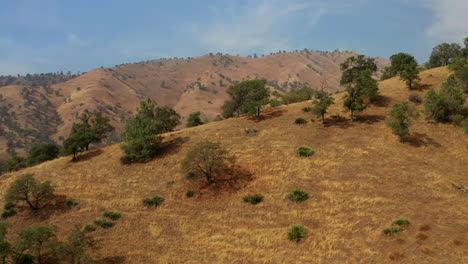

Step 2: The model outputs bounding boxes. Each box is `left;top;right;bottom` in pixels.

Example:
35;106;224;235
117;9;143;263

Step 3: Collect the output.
350;111;354;122
321;113;325;124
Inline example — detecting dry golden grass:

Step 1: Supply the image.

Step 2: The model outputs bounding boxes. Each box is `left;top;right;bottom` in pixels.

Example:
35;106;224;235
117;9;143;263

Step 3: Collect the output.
0;67;466;263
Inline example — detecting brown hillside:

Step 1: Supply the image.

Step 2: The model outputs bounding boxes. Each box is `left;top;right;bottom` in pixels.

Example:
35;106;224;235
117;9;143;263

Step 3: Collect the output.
0;51;389;160
0;67;466;263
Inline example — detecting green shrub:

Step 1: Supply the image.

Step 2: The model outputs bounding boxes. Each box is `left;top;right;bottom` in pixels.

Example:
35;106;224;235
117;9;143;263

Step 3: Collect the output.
302;107;312;112
394;217;410;227
186;190;194;198
383;227;400;235
449;114;464;124
288;190;309;202
242;194;263;205
142;196;165;207
295;117;307;124
287;225;307;242
310;118;315;123
103;211;121;220
65;198;78;208
83;224;96;233
297;146;314;157
94;219;114;228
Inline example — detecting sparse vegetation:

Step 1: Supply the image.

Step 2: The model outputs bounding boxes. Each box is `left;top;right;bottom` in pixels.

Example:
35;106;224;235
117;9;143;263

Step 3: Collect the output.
287;225;307;242
297;146;314;157
181;141;235;184
1;203;17;219
244;128;258;134
83;224;96;233
186;190;194;198
288;190;309;202
242;194;263;205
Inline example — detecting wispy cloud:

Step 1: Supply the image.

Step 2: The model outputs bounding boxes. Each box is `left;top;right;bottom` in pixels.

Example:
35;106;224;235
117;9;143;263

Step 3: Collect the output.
186;0;333;55
422;0;468;42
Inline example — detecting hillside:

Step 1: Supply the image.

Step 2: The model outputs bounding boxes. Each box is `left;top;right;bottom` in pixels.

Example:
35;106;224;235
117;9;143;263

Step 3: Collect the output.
0;67;466;263
0;50;389;160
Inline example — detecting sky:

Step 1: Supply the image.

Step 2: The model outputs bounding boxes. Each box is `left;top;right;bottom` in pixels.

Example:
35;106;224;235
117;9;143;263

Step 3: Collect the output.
0;0;467;75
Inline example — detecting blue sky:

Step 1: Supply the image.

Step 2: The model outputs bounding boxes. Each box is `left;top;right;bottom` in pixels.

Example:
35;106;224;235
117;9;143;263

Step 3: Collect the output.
0;0;467;75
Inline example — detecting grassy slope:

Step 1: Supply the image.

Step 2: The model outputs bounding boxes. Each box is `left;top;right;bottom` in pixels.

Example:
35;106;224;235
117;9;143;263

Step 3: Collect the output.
0;67;466;263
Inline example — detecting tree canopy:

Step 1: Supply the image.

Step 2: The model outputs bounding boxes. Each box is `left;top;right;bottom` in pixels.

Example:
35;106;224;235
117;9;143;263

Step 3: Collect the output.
221;80;270;118
389;53;420;89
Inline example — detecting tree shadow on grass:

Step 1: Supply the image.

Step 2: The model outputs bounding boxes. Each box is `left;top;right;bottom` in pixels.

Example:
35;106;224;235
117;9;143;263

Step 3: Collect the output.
73;149;103;162
158;136;190;156
354;114;386;124
406;133;441;147
323;116;355;129
372;95;391;107
102;256;126;264
248;109;286;122
414;83;432;91
191;165;253;198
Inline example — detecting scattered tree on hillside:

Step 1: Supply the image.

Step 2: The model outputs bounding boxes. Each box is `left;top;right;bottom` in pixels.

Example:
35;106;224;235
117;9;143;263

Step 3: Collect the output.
181;141;235;184
0;223;99;264
221;80;270;118
281;87;314;105
428;42;463;68
387;102;419;141
448;57;468;93
49;225;99;264
16;225;57;264
424;75;465;122
340;55;379;121
186;112;204;128
121;99;180;163
63;133;87;161
311;91;334;124
340;55;379;120
389;53;420;89
5;174;54;211
3;156;27;172
69;111;114;151
27;143;60;166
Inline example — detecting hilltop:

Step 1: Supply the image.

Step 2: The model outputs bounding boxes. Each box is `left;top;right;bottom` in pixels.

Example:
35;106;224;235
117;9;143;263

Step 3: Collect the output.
0;67;466;263
0;50;389;160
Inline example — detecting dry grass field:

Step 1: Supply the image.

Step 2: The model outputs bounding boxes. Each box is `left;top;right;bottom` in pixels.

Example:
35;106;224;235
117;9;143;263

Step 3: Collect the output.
0;67;466;263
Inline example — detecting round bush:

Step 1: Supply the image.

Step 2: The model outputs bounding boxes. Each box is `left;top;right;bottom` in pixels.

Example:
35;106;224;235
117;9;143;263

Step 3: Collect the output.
288;190;309;202
103;211;121;220
243;194;263;205
94;219;114;228
394;217;410;227
83;224;96;233
383;227;400;235
302;107;312;112
297;146;314;157
186;190;194;198
287;225;307;242
295;117;307;124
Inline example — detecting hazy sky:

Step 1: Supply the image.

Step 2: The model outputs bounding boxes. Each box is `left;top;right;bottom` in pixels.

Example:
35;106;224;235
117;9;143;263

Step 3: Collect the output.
1;0;467;75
